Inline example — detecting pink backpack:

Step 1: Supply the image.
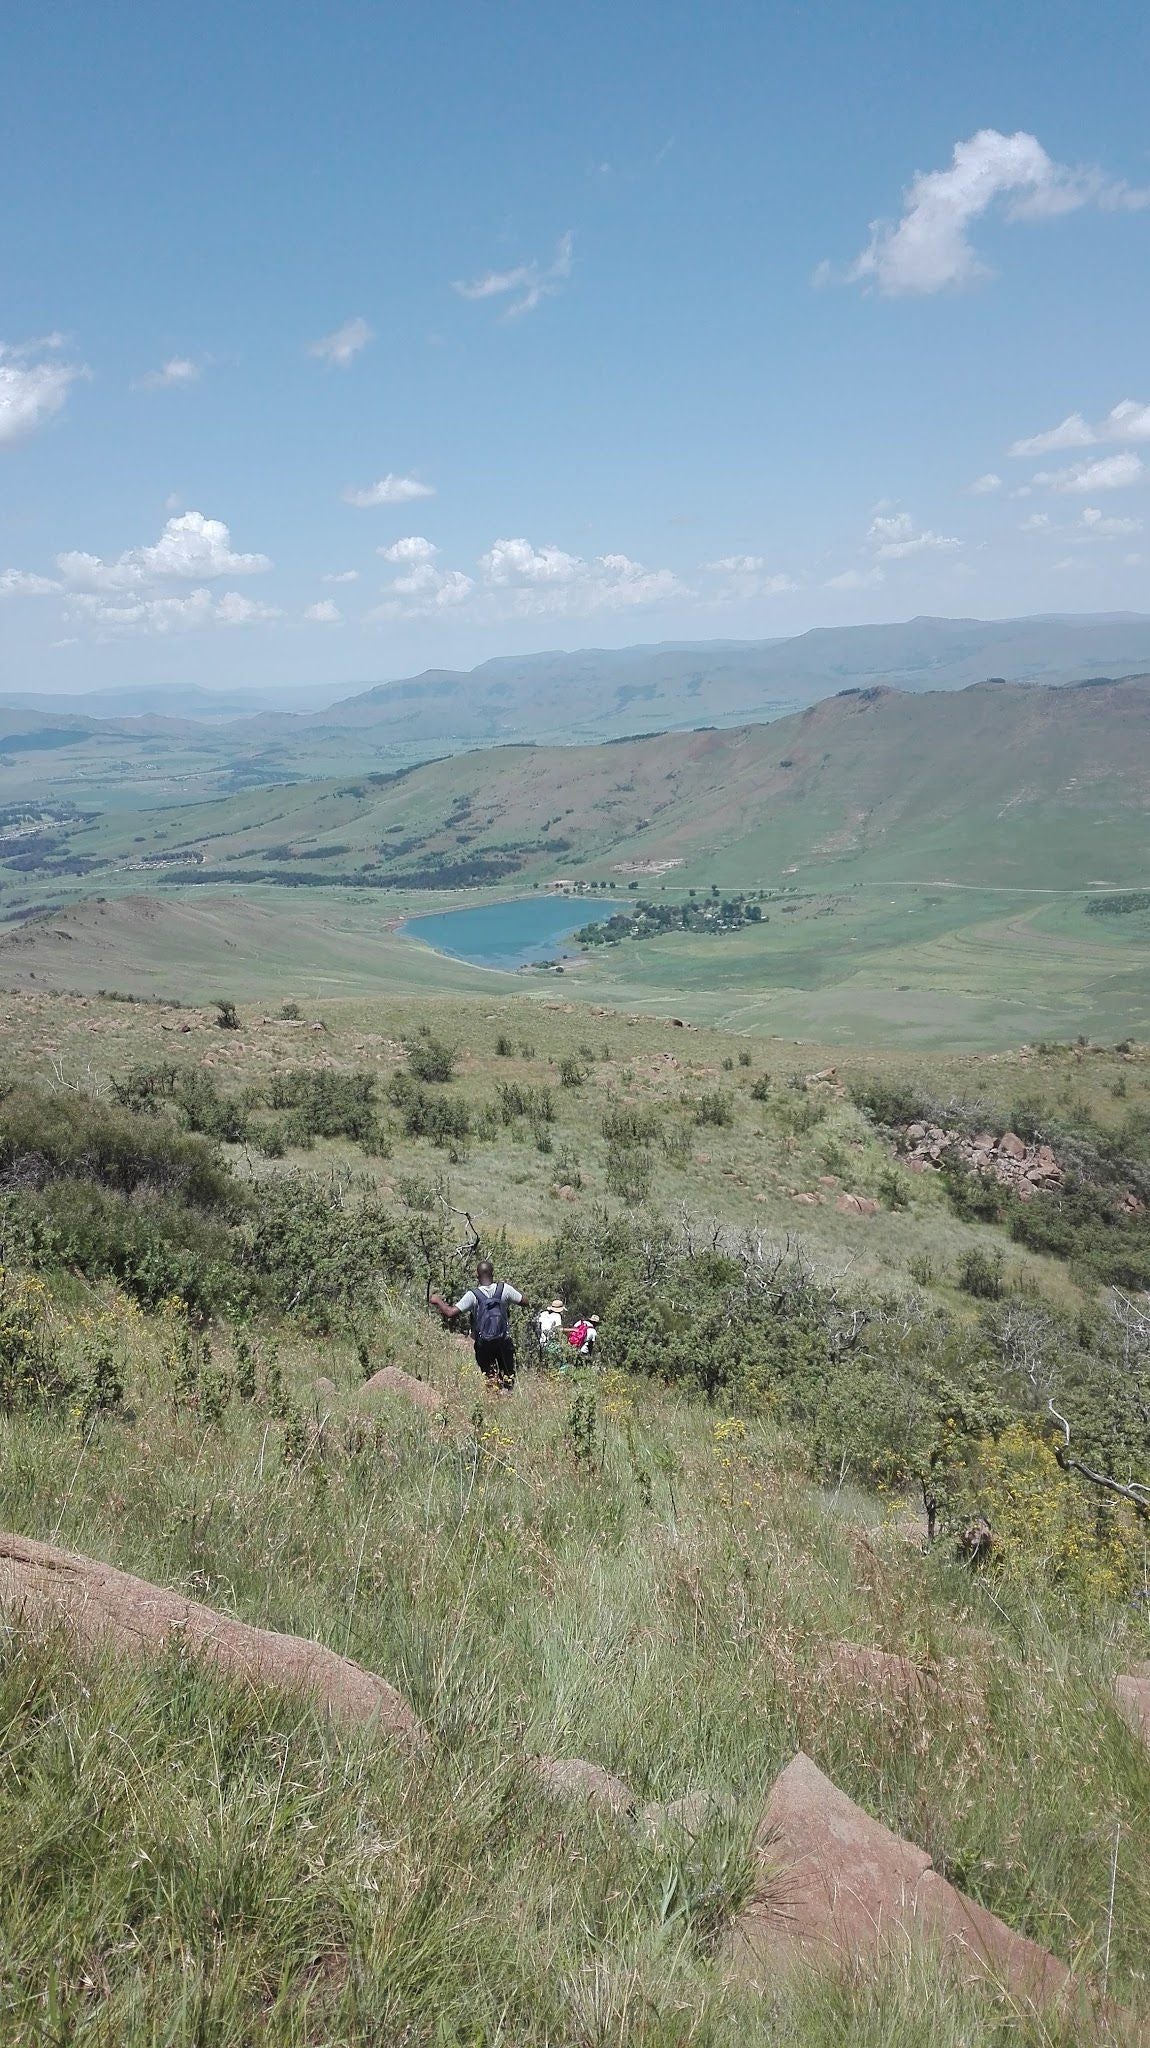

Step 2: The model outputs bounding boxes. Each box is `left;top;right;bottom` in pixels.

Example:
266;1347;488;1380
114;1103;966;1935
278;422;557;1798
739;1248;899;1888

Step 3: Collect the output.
567;1319;589;1349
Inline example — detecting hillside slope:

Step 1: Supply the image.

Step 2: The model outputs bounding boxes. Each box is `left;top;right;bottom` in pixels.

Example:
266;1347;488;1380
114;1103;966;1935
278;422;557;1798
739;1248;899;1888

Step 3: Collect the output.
62;676;1150;894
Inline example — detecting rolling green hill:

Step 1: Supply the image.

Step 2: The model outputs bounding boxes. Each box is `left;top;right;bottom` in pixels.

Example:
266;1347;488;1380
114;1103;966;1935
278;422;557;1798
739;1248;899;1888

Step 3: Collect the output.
40;675;1150;895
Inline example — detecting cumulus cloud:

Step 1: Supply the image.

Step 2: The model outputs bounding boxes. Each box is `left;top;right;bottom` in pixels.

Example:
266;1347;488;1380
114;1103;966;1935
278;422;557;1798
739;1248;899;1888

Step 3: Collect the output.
704;556;796;598
1009;413;1094;457
379;535;439;566
68;588;280;635
1010;398;1150;457
0;336;86;445
1080;506;1142;536
453;232;574;317
967;472;1002;495
1033;452;1143;494
1019;513;1052;532
343;474;435;508
322;569;359;584
825;566;885;591
55;511;272;593
867;510;961;559
839;129;1150;295
137;357;201;390
309;316;372;368
303;599;342;622
371;532;682;623
0;568;62;596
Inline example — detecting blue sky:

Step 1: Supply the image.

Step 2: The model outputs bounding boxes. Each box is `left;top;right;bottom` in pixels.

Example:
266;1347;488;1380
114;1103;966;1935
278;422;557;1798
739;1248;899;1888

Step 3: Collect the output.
3;0;1150;694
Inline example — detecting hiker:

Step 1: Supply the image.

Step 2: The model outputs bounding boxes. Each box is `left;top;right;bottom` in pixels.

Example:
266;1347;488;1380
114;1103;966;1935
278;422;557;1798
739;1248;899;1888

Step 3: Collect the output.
430;1259;524;1389
565;1312;599;1364
536;1298;565;1357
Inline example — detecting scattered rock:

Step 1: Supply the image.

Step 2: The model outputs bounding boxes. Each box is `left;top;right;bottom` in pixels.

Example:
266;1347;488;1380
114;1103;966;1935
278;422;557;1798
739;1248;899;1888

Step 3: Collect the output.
834;1193;880;1217
1114;1673;1150;1750
0;1531;422;1746
360;1367;446;1415
531;1756;636;1816
728;1752;1071;2007
639;1789;737;1841
997;1131;1028;1161
822;1642;928;1702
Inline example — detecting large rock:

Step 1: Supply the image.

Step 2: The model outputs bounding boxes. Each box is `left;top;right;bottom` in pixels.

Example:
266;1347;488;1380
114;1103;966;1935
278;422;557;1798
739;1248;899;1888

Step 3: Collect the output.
360;1366;447;1414
0;1530;422;1747
835;1193;880;1217
822;1642;928;1702
728;1753;1071;2008
997;1132;1028;1161
1115;1673;1150;1750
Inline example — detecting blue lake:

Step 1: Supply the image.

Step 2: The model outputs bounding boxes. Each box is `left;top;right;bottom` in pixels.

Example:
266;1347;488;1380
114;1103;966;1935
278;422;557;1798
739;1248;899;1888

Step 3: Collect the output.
402;896;626;971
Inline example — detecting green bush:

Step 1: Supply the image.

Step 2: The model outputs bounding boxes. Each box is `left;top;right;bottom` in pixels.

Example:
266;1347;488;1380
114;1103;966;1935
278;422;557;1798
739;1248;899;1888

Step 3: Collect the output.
404;1035;459;1083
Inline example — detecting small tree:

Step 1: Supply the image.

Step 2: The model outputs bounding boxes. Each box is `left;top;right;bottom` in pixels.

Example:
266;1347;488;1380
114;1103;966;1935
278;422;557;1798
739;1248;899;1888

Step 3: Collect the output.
215;999;240;1031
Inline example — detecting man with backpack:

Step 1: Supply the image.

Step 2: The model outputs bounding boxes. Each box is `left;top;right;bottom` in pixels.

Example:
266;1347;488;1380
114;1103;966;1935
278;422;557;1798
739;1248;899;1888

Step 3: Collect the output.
430;1259;524;1389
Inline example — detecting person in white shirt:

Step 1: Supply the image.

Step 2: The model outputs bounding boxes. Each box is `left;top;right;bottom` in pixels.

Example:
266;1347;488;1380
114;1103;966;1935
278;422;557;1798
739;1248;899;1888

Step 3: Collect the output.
536;1298;565;1356
430;1259;524;1388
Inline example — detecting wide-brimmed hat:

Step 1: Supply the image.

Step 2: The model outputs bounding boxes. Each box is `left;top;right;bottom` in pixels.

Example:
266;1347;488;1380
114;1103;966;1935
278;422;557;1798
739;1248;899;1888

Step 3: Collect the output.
589;1314;600;1325
549;1298;565;1312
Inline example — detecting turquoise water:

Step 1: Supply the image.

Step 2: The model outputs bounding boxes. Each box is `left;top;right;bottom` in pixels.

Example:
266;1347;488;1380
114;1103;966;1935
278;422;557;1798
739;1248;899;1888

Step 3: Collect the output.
402;896;626;971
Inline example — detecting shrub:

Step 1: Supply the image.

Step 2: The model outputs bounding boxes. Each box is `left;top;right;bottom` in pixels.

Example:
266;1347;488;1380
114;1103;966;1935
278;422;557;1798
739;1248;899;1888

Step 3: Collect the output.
0;1268;62;1412
695;1090;733;1128
558;1056;585;1088
0;1087;236;1210
750;1075;771;1102
957;1246;1005;1300
877;1165;910;1211
215;999;240;1030
404;1035;458;1083
602;1106;659;1148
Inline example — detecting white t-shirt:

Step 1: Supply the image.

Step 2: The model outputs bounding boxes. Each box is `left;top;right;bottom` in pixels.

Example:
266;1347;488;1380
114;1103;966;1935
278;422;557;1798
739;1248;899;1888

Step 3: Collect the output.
537;1308;562;1342
454;1281;523;1315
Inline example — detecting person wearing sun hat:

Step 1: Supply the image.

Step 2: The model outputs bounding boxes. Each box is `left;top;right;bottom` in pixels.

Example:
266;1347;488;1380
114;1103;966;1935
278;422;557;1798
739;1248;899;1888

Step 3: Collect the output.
536;1297;565;1357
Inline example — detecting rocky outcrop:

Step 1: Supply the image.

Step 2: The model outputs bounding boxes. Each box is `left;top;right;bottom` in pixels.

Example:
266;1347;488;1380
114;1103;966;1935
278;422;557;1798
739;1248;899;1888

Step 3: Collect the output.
901;1123;1064;1201
729;1752;1071;2008
0;1530;422;1746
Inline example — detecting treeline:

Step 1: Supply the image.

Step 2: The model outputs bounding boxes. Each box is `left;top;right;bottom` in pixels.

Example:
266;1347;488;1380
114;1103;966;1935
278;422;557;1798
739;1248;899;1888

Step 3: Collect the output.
1085;891;1150;917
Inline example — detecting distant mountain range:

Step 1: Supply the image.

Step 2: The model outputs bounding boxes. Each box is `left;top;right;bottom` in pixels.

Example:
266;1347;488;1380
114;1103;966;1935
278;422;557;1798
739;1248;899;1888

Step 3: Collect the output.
10;614;1150;751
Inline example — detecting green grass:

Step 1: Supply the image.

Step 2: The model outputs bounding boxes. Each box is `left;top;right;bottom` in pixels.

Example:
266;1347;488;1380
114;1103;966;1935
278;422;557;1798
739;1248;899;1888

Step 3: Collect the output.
0;1292;1147;2043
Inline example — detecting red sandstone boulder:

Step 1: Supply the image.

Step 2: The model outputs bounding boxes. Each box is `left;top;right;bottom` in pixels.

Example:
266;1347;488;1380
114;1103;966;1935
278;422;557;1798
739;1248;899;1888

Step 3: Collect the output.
728;1753;1071;2008
0;1530;421;1746
1115;1673;1150;1750
360;1366;447;1414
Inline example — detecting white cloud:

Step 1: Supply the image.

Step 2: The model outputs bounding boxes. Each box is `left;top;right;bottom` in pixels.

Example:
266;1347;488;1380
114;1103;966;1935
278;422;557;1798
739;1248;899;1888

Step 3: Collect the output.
69;588;279;635
137;357;201;391
371;532;682;623
867;510;961;559
379;535;439;566
453;232;574;317
1009;413;1094;457
704;556;796;598
55;511;271;593
825;566;885;591
343;474;435;508
841;129;1150;295
322;569;359;584
1010;397;1150;459
303;599;342;623
0;337;86;445
1080;506;1142;536
1102;400;1150;443
1033;452;1143;494
1019;513;1051;532
309;316;372;368
0;568;62;596
967;472;1002;494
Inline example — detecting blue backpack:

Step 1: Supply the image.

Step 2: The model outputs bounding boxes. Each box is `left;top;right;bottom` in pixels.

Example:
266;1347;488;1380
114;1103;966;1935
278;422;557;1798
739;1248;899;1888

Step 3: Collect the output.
472;1283;510;1342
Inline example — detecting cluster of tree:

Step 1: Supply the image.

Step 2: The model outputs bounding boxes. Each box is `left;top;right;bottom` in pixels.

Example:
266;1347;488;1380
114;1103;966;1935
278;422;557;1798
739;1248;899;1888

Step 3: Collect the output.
576;893;766;947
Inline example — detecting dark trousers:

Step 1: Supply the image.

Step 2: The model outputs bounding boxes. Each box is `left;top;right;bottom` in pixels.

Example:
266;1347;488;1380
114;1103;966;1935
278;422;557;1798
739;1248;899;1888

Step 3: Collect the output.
473;1336;516;1386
